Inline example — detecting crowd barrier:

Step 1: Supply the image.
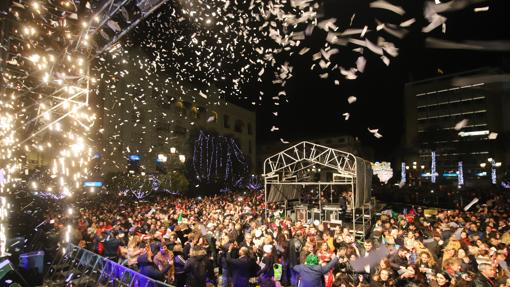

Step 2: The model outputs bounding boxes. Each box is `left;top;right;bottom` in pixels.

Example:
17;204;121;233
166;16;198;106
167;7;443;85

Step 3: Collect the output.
45;244;173;287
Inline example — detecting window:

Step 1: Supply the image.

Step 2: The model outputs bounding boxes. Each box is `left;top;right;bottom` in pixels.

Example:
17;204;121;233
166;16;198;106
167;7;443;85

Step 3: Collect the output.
224;115;231;129
234;119;244;133
207;111;218;123
191;106;200;119
174;125;187;135
156;121;170;132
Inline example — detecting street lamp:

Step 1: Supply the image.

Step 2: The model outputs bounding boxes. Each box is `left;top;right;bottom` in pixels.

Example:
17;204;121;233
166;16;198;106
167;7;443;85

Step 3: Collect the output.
170;147;176;154
488;158;493;163
496;162;502;167
480;163;487;168
179;155;186;163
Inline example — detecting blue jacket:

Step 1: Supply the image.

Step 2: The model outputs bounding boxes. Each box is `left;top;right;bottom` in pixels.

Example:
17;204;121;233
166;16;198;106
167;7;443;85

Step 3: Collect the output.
227;252;255;287
137;254;167;282
293;257;338;287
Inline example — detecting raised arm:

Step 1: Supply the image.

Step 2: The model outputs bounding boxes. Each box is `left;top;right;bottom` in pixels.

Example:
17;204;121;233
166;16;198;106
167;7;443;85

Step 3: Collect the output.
321;256;338;275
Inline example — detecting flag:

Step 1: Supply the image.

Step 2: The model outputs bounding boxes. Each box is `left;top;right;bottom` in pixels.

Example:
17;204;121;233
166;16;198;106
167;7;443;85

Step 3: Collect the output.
177;212;183;224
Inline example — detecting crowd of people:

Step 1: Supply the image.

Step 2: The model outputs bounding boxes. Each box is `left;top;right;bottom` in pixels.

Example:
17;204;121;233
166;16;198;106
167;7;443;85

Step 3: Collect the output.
52;190;510;287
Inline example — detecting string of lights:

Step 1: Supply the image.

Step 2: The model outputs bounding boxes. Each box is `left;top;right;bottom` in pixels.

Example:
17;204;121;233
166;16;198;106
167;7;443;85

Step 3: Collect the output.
192;130;248;187
458;161;464;187
400;162;406;185
490;158;497;185
431;151;437;183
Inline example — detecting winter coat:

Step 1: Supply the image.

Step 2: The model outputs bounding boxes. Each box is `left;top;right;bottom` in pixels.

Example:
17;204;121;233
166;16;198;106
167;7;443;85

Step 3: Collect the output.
137;254;167;282
184;255;208;287
226;252;256;287
293;256;339;287
473;275;496;287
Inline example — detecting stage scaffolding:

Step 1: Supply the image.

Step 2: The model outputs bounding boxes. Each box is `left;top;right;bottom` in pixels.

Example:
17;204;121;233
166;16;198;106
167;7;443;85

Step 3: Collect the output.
263;141;373;239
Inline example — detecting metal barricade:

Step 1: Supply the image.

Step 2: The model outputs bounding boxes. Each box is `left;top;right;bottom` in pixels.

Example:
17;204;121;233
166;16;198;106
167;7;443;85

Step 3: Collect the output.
45;244;173;287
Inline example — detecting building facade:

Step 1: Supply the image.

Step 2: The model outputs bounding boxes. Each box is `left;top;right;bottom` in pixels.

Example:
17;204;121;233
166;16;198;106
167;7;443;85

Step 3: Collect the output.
97;82;256;176
404;68;510;185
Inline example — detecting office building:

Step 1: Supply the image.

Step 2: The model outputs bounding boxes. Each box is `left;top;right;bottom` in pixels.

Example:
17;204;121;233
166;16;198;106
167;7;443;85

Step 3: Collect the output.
404;68;510;184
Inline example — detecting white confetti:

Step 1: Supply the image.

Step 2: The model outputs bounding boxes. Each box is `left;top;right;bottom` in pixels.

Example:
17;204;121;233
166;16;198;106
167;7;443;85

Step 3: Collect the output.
488;132;498;140
356;56;367;73
454;119;469;131
299;47;311;55
347;96;357;104
368;127;383;138
369;0;405;15
474;6;489;12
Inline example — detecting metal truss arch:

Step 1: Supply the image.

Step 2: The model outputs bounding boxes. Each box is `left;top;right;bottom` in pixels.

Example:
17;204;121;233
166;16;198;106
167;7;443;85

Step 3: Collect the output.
263;141;373;239
263;141;358;181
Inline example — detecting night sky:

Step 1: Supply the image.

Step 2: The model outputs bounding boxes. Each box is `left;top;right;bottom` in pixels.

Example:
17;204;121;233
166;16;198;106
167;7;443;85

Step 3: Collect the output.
251;0;510;160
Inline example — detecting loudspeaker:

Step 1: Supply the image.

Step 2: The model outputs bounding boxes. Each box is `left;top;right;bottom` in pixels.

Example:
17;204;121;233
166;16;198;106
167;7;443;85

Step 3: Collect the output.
0;259;29;287
18;251;44;286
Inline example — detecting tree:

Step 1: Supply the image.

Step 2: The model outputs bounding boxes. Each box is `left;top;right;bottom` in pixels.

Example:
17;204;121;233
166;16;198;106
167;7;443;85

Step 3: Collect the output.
169;171;189;193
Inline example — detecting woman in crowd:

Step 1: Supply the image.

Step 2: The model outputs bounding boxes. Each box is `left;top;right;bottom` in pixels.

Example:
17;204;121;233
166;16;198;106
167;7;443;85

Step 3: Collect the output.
126;235;143;270
67;190;510;287
153;244;174;283
184;246;209;287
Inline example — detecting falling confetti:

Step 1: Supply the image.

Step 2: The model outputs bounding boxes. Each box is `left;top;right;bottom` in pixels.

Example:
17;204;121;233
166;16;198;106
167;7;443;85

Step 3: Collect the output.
454;119;469;131
488;132;498;140
368;128;383;139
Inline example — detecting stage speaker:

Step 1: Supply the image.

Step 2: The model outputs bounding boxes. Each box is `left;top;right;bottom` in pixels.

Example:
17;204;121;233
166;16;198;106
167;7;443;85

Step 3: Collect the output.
18;250;44;286
0;259;29;287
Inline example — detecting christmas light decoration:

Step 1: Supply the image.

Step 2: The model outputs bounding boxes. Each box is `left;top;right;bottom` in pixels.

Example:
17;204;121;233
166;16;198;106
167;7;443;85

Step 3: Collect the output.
458;161;464;187
490;159;497;184
247;175;263;191
431;151;437;183
401;162;406;184
192;130;249;188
